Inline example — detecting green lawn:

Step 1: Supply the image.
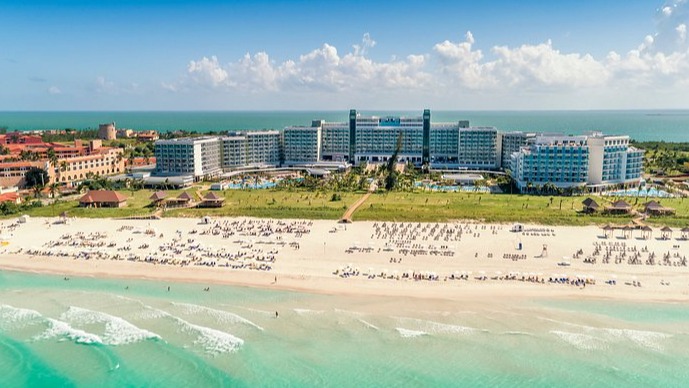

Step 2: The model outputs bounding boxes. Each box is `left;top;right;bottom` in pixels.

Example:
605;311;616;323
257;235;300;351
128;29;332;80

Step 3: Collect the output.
164;190;361;219
355;191;689;227
11;188;689;227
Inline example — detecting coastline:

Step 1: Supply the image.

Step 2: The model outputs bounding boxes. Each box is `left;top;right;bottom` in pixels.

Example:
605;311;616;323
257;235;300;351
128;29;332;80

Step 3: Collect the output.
2;216;688;304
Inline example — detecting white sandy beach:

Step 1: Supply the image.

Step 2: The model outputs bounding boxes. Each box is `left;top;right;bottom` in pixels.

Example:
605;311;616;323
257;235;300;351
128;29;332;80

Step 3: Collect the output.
1;216;688;302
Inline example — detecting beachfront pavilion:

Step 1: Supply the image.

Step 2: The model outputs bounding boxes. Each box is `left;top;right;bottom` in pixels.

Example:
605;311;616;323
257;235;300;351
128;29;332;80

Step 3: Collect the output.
163;191;194;208
79;190;128;208
605;200;632;215
198;192;225;208
582;198;600;213
661;226;673;240
643;200;675;216
149;191;167;207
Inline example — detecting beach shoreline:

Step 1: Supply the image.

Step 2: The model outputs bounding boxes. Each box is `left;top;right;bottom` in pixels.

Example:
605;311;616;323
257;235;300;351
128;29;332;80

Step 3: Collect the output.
1;216;688;304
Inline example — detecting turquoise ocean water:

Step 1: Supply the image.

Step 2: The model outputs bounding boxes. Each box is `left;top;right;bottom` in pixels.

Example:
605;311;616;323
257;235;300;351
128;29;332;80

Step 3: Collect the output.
1;270;689;387
1;110;689;142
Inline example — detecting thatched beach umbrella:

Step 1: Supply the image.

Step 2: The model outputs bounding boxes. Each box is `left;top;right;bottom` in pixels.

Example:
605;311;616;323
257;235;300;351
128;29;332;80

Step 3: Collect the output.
681;227;689;240
661;226;673;240
622;225;632;239
602;224;613;239
641;225;653;240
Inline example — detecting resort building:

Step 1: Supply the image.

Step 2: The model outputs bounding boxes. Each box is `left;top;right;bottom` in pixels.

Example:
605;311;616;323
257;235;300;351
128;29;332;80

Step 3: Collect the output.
509;132;644;192
154;137;223;180
428;123;460;167
498;131;536;169
458;127;498;169
56;146;125;186
222;131;282;168
319;121;350;162
150;110;644;191
0;161;55;188
510;134;590;191
155;132;281;179
586;132;644;190
0;138;124;189
283;124;322;166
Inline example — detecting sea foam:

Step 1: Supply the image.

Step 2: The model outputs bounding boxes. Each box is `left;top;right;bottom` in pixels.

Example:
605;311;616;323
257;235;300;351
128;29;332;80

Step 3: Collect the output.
293;308;325;316
550;330;606;351
396;317;477;335
177;318;245;355
172;302;264;331
396;328;428;338
36;318;103;345
603;328;670;351
140;305;244;354
544;318;671;351
358;319;380;331
0;304;42;330
61;306;160;345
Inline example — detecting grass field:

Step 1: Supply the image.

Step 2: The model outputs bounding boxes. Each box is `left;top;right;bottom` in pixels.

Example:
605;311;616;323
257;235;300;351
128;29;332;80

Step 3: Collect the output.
355;192;689;227
10;188;689;227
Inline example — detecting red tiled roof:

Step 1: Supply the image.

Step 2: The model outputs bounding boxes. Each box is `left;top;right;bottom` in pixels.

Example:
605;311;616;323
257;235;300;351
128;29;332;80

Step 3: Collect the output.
0;161;44;168
79;190;127;204
0;193;20;203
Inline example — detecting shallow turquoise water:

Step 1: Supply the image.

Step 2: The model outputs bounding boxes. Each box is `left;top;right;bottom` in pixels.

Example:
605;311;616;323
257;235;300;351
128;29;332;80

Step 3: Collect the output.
1;270;689;387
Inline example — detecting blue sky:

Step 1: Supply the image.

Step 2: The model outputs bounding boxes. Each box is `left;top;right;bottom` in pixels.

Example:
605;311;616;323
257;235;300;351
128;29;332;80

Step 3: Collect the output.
1;0;687;110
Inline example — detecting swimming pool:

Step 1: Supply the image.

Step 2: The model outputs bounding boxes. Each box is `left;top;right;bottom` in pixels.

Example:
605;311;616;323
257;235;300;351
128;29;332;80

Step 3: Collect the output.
603;187;674;198
414;182;490;193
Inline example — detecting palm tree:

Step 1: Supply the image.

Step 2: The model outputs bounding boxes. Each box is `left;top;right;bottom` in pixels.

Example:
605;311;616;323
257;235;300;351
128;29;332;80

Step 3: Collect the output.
46;147;58;168
127;153;135;173
526;181;534;194
48;182;60;199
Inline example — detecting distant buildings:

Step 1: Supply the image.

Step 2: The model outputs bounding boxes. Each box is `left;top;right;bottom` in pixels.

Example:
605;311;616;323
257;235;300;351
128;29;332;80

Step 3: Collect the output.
55;144;125;185
151;109;644;192
98;122;117;140
0;135;125;189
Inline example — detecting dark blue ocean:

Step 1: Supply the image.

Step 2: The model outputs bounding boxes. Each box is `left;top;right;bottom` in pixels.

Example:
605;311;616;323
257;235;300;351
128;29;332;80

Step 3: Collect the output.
1;110;688;142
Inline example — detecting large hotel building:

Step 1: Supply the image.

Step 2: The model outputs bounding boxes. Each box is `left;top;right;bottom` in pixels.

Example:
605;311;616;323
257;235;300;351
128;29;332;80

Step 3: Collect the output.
154;110;643;192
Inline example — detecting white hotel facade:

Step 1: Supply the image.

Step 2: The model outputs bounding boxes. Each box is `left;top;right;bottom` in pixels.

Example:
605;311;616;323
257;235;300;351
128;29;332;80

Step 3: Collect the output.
154;110;643;191
509;132;644;192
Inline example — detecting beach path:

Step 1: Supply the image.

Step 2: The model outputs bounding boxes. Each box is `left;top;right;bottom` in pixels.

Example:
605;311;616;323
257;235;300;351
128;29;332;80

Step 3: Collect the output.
341;192;371;223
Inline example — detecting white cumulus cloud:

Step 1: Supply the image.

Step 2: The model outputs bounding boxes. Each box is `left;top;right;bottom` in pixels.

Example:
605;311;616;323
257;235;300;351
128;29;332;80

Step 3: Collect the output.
47;86;61;95
180;33;431;94
187;56;229;88
677;23;687;42
168;6;689;109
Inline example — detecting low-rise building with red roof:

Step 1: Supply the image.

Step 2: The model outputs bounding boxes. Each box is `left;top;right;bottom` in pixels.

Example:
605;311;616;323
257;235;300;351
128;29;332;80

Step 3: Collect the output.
79;190;128;208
